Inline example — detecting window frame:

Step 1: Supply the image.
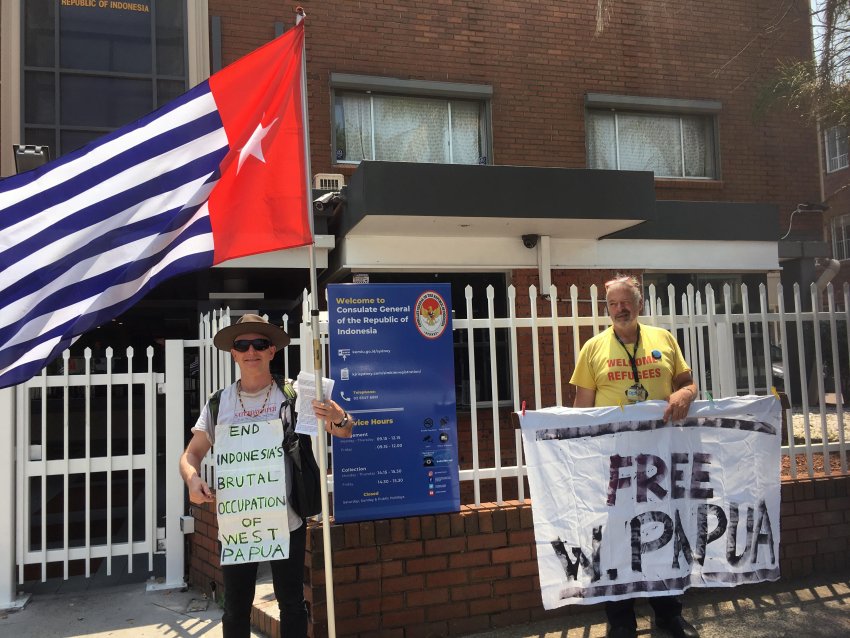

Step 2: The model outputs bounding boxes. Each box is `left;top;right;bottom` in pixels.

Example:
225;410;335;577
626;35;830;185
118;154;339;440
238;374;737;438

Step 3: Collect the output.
831;213;850;260
330;73;493;167
584;93;722;180
824;125;849;173
21;0;189;158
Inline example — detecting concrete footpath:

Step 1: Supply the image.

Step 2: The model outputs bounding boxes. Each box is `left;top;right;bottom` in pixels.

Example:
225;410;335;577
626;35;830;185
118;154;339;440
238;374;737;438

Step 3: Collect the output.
0;579;263;638
0;571;848;638
461;572;850;638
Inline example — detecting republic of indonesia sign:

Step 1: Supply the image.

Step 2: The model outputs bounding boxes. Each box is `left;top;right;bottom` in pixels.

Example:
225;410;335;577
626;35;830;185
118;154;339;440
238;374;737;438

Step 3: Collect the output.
518;395;781;607
328;283;459;523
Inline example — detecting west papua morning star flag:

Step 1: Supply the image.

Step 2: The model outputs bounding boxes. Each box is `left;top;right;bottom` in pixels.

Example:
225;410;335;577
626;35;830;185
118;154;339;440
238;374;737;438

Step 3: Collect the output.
519;395;781;608
0;23;311;389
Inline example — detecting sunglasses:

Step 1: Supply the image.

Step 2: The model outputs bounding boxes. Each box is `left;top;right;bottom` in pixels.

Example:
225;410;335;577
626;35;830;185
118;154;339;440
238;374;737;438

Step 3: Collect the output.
232;338;272;352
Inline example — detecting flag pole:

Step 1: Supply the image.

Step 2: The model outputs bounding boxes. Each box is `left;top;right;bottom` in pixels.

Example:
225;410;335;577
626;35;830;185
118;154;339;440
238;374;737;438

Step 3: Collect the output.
296;8;338;638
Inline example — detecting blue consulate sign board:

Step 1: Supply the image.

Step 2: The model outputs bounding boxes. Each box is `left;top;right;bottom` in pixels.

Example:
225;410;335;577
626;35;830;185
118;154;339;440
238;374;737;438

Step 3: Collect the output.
328;283;460;523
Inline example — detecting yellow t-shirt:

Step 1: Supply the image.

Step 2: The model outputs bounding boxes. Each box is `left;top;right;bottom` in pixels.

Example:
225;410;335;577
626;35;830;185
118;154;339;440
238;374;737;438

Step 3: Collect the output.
569;323;691;408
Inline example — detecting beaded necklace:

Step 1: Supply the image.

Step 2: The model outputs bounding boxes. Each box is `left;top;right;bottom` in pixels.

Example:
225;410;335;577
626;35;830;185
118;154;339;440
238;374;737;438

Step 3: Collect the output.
237;380;273;417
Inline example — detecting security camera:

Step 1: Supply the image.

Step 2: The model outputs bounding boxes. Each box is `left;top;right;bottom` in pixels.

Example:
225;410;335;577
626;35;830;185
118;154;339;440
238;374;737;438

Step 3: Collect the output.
522;234;539;249
313;191;336;211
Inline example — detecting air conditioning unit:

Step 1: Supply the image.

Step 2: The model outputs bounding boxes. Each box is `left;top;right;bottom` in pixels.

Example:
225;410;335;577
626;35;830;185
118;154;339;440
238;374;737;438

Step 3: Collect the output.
313;173;345;190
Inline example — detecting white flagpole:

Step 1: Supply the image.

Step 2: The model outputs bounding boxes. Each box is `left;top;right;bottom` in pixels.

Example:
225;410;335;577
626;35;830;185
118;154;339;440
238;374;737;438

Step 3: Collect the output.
295;8;338;638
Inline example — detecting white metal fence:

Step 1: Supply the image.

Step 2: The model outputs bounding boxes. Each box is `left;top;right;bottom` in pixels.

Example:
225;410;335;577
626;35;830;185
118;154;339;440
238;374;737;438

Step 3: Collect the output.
10;347;163;586
645;280;848;481
445;280;849;496
196;281;850;502
4;279;849;605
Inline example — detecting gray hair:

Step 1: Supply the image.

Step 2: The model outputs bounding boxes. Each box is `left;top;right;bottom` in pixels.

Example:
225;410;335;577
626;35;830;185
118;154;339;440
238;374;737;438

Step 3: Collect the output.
604;274;642;305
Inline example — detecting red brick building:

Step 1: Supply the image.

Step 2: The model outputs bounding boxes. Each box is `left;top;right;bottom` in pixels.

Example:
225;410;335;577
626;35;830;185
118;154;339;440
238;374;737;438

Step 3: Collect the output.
0;0;825;325
2;2;846;636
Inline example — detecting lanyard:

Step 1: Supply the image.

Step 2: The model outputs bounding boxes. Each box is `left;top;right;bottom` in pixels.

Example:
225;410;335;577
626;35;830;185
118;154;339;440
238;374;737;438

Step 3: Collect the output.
613;325;641;384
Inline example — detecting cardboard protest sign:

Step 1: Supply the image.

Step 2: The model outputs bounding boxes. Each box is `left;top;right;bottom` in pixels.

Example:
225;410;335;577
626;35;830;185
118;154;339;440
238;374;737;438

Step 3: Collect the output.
519;396;781;608
215;419;290;564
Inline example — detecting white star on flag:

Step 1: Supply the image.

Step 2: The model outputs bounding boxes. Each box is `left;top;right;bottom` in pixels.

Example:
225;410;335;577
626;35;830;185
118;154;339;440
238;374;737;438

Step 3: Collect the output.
237;117;278;173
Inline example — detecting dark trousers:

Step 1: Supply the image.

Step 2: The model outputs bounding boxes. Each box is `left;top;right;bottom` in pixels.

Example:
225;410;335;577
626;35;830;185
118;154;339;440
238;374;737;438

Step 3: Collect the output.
606;595;683;629
221;523;307;638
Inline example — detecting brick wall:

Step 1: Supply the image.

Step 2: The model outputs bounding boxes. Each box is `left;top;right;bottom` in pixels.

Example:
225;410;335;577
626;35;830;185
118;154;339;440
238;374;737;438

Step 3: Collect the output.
187;500;224;600
187;475;850;638
779;475;850;576
305;502;544;638
206;0;821;238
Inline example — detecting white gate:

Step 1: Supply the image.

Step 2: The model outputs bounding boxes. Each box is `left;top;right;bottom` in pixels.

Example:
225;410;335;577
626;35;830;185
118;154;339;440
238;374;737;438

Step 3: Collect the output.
11;347;162;586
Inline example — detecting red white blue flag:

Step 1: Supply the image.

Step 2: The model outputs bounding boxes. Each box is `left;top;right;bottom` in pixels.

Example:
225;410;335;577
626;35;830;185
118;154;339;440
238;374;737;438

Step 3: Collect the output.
0;23;311;389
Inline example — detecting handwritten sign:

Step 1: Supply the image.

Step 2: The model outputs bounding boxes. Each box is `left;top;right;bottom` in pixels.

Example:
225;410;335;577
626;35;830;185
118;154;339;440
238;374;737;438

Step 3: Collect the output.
214;419;290;564
519;396;781;607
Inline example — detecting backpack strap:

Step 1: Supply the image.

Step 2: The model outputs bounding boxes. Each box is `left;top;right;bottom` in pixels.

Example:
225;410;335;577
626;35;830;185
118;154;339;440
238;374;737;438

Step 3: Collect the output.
208;389;224;427
272;374;297;402
268;374;299;443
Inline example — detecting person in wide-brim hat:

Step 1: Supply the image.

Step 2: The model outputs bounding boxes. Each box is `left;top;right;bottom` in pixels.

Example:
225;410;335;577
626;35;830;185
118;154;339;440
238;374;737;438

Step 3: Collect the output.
181;312;351;638
212;313;290;351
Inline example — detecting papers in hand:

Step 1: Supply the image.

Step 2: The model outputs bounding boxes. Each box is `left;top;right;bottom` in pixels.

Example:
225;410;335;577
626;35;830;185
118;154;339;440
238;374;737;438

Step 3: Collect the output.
293;371;335;435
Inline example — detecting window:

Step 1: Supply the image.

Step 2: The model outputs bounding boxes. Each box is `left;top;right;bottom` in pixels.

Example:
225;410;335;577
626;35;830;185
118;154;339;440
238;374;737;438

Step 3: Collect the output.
587;110;717;178
832;213;850;260
825;125;849;173
585;94;720;179
22;0;186;157
331;74;491;165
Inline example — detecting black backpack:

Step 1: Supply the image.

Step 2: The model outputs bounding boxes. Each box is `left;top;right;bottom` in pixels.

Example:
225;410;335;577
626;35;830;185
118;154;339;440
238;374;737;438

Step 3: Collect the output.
208;375;323;518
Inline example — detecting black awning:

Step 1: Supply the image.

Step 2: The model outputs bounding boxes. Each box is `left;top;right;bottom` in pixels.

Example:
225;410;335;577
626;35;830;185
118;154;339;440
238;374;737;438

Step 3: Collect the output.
603;200;780;242
338;161;657;239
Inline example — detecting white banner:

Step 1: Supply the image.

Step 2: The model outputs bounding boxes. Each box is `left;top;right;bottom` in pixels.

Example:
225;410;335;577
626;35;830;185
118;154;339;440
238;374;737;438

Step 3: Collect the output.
519;396;781;608
215;418;290;564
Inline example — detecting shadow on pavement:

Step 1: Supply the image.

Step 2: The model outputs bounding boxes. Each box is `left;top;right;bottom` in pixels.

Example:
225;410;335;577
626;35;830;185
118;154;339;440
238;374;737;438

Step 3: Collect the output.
460;572;850;638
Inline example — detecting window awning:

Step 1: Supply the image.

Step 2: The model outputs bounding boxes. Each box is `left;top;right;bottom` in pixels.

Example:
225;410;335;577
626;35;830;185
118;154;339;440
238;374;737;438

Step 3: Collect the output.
338;161;657;241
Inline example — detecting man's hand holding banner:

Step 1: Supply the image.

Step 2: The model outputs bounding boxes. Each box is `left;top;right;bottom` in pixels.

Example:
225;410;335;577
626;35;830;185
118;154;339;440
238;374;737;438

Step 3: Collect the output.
519;396;781;608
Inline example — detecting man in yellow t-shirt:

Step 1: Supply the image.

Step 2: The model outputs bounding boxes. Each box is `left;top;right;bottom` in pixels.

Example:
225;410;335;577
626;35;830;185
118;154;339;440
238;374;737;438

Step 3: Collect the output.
571;320;691;408
570;275;698;638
